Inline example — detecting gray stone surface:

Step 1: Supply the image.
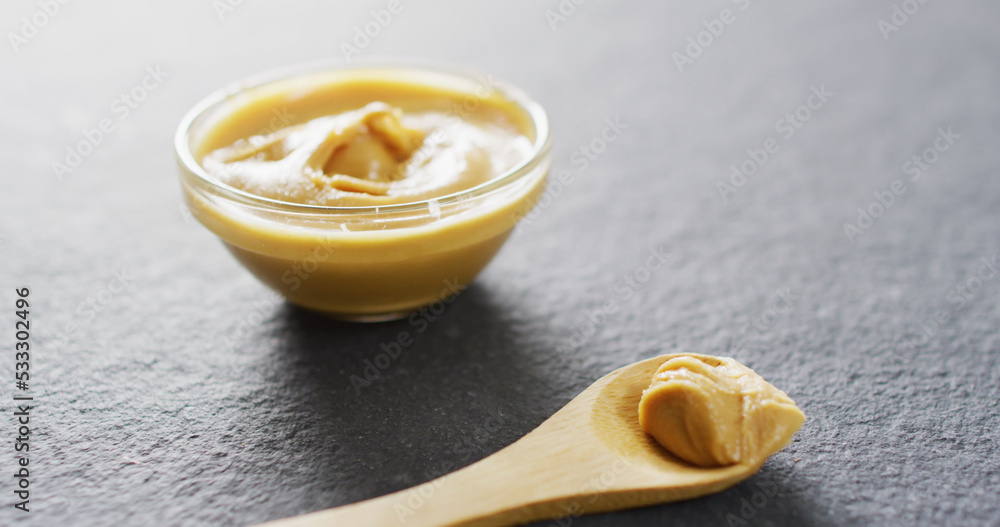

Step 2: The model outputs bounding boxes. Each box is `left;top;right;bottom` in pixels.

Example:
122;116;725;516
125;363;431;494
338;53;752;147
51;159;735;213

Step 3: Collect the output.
2;1;998;525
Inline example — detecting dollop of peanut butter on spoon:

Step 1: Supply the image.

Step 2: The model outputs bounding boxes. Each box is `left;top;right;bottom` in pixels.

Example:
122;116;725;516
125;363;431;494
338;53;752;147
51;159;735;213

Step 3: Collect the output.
639;354;805;468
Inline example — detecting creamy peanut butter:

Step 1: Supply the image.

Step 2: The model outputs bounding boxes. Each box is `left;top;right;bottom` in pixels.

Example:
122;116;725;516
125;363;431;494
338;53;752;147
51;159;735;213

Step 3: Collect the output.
180;66;549;319
202;100;533;207
638;355;805;468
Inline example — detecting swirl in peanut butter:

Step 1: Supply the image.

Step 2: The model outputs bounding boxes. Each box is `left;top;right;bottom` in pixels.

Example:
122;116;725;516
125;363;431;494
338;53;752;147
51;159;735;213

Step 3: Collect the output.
203;102;533;207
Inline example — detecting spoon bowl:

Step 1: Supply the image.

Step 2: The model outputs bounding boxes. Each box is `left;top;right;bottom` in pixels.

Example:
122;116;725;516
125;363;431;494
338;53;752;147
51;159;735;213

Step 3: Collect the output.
261;354;777;527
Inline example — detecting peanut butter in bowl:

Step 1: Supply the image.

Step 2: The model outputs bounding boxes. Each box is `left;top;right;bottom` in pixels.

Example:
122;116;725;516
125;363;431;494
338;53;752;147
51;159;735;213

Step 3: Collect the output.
175;61;551;320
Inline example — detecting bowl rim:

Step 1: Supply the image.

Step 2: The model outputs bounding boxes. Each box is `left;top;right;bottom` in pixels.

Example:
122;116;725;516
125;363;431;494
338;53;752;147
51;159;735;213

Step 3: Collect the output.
174;57;551;215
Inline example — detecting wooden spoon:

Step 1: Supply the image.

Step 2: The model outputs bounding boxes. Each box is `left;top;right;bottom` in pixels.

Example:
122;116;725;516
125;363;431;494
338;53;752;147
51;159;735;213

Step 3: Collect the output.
260;354;781;527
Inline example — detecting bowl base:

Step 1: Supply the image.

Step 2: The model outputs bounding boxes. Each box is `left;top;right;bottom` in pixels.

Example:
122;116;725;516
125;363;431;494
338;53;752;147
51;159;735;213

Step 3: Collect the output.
321;310;413;323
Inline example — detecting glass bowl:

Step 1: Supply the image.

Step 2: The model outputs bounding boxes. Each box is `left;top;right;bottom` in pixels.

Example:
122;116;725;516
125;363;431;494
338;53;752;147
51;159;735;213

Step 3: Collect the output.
174;59;551;321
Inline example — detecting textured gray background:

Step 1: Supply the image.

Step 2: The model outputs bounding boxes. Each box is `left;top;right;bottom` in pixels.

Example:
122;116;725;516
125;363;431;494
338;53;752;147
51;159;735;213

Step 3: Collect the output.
2;1;998;526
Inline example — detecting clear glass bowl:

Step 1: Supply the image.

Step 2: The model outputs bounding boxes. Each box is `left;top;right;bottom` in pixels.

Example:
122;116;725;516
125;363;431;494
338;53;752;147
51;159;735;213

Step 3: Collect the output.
175;59;551;321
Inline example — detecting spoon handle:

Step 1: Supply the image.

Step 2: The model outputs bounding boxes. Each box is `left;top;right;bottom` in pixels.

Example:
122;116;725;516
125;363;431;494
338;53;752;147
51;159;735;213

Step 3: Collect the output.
263;434;549;526
260;417;626;527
